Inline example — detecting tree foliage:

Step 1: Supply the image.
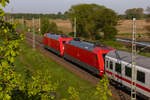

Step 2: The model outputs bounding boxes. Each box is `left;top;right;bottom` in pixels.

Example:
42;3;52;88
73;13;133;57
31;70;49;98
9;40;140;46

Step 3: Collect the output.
95;75;112;100
68;4;118;40
18;70;58;100
6;13;68;20
0;0;24;99
40;18;58;34
68;87;80;100
103;25;118;40
125;8;144;19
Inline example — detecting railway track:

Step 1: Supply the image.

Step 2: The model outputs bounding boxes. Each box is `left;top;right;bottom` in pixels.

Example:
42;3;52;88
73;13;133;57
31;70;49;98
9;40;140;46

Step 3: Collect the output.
116;38;150;52
24;32;144;100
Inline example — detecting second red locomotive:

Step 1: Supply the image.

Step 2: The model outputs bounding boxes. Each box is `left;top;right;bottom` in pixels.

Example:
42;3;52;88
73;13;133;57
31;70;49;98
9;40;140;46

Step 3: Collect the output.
64;39;113;76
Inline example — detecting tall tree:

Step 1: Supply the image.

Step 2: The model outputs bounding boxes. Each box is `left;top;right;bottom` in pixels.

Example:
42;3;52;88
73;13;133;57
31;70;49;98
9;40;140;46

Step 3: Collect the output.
125;8;144;19
68;4;118;40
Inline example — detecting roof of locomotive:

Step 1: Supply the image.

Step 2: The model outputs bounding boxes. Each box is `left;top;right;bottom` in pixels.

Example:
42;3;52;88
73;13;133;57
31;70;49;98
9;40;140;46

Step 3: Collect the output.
68;40;111;52
68;40;94;51
106;50;150;70
45;33;70;40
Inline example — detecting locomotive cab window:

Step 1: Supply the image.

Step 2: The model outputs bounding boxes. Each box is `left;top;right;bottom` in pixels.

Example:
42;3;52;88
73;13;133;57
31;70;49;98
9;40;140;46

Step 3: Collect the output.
110;61;113;70
115;63;121;74
63;41;66;44
106;61;109;68
125;66;132;78
103;54;106;62
137;70;145;83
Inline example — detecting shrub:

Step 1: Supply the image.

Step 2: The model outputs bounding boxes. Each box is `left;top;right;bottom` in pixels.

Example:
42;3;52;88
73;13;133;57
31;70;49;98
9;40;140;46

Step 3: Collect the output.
95;75;112;100
103;26;118;40
40;18;58;34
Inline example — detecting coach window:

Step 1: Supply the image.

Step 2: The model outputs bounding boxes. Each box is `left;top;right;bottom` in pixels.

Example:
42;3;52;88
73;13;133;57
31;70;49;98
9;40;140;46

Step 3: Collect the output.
137;70;145;83
110;61;113;70
106;60;109;68
125;66;132;78
115;63;121;74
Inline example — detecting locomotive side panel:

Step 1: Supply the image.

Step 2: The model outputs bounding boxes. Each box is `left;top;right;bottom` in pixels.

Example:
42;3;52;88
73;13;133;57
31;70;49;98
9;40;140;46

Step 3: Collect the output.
64;44;78;59
44;37;60;55
76;47;98;69
43;36;48;46
64;44;100;74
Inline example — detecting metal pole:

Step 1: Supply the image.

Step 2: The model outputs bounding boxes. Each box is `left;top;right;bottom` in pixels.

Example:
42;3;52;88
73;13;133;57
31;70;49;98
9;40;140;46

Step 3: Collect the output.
39;17;41;34
131;18;137;100
32;17;35;50
74;17;76;38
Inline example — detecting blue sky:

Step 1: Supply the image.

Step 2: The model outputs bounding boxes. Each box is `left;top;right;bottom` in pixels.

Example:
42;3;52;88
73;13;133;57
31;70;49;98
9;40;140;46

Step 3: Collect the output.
3;0;150;14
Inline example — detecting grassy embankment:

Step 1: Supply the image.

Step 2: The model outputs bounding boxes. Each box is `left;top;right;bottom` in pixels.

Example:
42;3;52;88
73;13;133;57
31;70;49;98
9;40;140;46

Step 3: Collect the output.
14;42;114;100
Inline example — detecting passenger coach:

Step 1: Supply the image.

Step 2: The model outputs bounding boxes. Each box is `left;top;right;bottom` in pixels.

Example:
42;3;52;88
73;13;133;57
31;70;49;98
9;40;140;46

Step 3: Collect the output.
43;33;72;56
105;50;150;98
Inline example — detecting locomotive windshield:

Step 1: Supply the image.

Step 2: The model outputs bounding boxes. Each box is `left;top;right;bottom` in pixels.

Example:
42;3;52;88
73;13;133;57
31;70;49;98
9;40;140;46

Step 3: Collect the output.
103;54;106;63
103;54;106;59
62;41;66;44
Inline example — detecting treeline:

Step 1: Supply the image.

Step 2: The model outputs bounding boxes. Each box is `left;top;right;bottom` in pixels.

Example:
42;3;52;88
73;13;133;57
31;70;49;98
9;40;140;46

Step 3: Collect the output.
6;7;150;20
119;8;149;20
6;12;68;20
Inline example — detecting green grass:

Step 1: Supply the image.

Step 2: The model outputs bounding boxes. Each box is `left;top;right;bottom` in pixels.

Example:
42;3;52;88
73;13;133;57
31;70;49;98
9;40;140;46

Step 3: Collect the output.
14;42;114;100
102;40;123;49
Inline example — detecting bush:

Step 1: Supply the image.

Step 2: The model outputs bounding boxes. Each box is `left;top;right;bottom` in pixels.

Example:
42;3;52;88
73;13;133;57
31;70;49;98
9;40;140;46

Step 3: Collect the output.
68;32;74;37
103;26;117;40
40;18;58;34
49;22;58;33
95;75;112;100
95;33;102;40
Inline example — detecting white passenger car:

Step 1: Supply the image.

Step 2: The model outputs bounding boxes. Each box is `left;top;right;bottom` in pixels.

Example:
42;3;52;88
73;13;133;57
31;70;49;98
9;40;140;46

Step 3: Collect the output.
105;50;150;99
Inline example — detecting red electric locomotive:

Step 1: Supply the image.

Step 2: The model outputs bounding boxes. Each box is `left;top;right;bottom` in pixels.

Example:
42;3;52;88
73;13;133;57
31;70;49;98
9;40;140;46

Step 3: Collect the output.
63;39;113;76
43;33;72;56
